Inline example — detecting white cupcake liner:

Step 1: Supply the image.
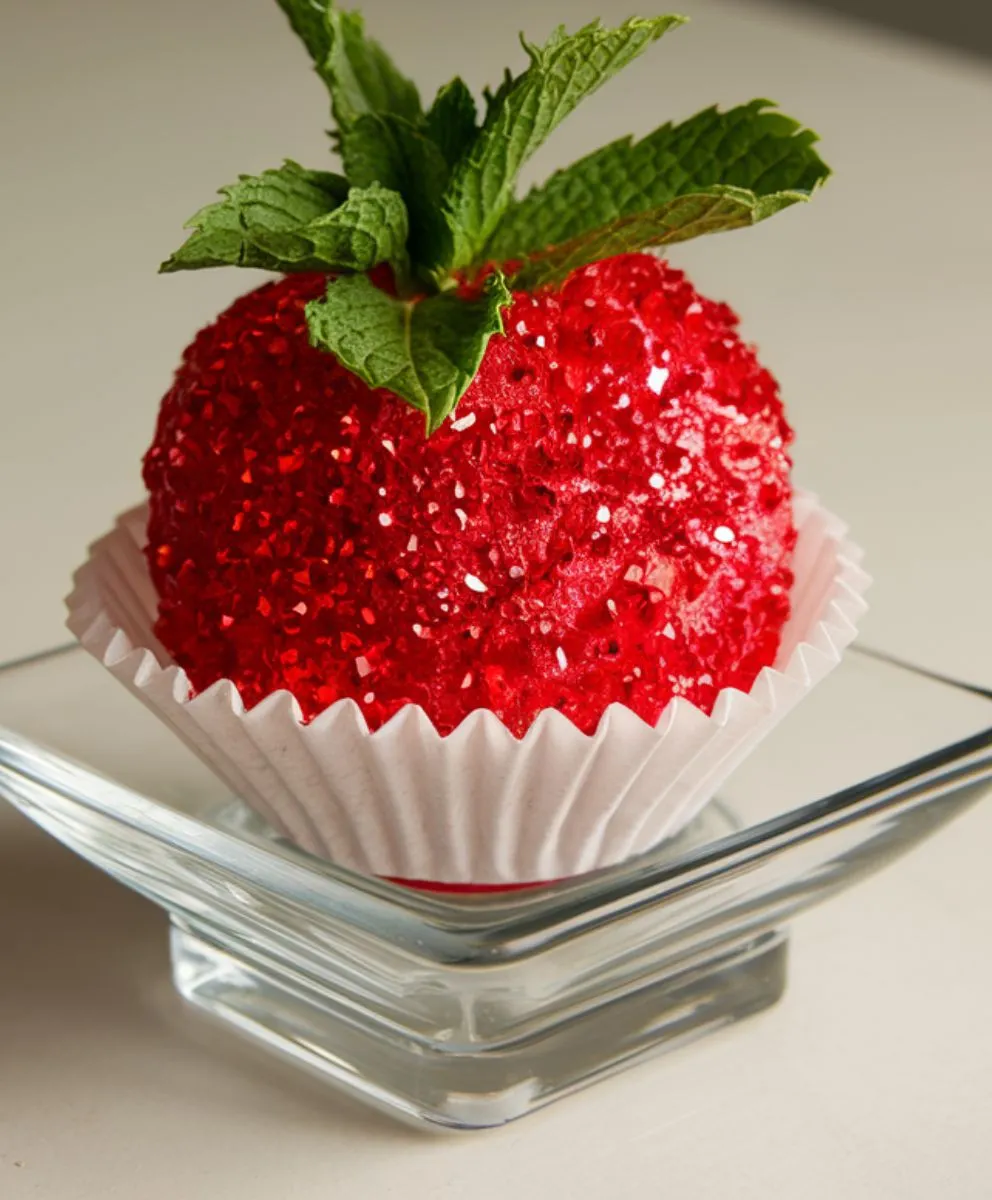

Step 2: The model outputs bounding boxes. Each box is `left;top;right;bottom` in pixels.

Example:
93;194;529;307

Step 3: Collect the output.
65;492;869;884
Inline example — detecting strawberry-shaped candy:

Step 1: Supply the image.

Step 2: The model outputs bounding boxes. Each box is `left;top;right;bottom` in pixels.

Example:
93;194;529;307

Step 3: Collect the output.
148;4;830;737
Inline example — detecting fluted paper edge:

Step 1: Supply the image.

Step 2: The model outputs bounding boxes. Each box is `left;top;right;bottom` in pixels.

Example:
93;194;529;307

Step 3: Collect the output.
65;492;869;883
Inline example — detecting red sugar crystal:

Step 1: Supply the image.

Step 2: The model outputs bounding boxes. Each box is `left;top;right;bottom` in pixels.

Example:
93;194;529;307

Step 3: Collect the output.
143;254;796;736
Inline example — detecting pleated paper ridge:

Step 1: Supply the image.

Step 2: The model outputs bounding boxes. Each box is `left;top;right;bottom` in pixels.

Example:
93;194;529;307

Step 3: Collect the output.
66;493;869;883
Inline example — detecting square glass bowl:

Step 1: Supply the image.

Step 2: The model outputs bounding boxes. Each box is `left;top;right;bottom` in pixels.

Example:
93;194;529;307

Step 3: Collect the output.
1;644;990;1130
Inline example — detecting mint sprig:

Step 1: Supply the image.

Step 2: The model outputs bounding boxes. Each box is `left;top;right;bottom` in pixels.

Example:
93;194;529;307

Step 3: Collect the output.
162;6;831;433
306;271;511;433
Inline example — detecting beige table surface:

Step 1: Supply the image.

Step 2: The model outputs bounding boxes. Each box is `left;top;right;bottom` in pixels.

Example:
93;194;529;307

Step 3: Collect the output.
1;0;991;1196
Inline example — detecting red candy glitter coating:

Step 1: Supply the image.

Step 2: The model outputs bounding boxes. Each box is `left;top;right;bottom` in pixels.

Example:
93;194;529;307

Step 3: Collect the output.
144;254;795;736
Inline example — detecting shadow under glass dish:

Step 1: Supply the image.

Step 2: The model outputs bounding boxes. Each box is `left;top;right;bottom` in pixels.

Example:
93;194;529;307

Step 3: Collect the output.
0;645;989;1129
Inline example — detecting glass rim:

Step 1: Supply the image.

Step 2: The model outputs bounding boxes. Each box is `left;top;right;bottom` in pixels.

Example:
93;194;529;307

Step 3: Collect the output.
1;642;990;949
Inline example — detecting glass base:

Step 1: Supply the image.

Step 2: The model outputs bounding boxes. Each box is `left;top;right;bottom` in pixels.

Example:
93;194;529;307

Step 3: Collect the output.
171;918;787;1130
2;645;990;1129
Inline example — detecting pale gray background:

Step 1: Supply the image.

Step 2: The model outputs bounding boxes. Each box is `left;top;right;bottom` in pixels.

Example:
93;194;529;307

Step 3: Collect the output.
792;0;992;59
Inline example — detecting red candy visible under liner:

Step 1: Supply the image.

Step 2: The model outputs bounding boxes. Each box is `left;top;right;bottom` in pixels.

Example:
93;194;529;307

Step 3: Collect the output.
144;253;796;736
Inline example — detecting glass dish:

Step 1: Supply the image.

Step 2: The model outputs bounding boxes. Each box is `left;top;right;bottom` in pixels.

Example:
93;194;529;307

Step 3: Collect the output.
0;643;990;1130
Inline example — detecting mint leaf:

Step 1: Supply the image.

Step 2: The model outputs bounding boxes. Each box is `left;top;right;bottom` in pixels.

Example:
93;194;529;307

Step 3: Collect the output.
342;113;452;276
161;166;408;277
486;101;830;287
440;16;686;271
274;0;332;73
297;181;410;274
505;189;805;289
482;69;514;123
305;271;511;433
161;162;347;272
326;8;422;133
425;78;478;169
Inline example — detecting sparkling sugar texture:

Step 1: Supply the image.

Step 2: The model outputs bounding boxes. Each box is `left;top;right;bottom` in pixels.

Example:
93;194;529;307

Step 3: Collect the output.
144;255;796;736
